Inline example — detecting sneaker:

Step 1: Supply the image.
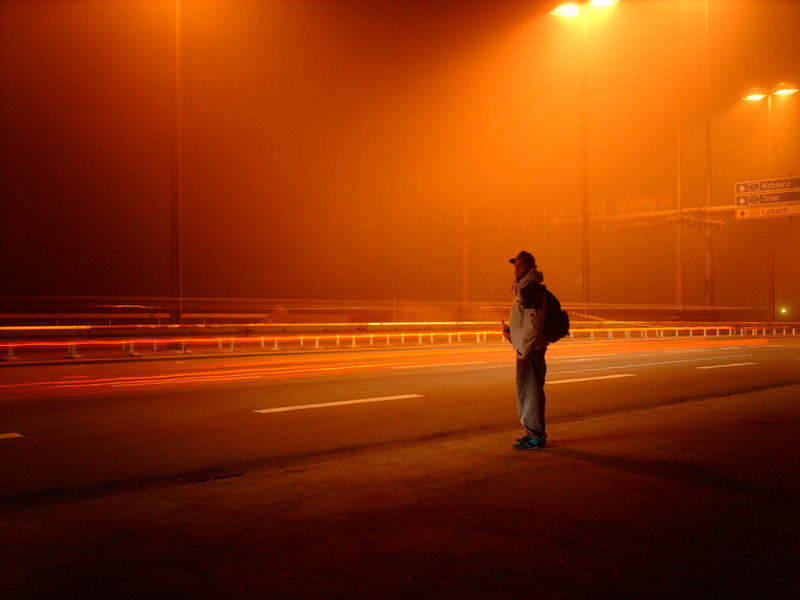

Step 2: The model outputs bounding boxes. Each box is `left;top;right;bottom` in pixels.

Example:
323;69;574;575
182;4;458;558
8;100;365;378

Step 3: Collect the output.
512;436;546;450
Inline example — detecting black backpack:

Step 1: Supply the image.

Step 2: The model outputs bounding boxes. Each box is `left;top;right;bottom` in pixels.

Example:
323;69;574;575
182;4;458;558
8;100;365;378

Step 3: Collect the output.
543;288;570;343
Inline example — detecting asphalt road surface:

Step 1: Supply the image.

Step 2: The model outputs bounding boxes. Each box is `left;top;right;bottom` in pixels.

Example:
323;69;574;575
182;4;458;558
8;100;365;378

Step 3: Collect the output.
2;336;798;505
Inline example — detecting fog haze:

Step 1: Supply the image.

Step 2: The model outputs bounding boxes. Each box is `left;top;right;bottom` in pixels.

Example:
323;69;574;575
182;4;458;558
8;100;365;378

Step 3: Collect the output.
2;0;798;311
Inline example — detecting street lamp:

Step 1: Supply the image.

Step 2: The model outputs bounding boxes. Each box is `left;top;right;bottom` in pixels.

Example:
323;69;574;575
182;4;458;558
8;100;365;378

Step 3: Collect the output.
741;81;798;322
551;0;620;310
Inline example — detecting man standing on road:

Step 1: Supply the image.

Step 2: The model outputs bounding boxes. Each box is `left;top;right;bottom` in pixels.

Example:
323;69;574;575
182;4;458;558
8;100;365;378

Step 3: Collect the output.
502;251;548;450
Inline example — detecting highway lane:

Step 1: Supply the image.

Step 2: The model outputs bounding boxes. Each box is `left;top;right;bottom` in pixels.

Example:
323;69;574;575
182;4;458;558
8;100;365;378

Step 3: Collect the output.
1;337;798;505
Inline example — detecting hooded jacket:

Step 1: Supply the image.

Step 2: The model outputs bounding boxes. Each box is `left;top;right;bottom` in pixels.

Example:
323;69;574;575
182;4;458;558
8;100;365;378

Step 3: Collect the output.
508;267;547;358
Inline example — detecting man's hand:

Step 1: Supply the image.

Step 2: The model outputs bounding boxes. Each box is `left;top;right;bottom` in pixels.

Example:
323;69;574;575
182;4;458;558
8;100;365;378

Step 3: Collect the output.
501;320;510;342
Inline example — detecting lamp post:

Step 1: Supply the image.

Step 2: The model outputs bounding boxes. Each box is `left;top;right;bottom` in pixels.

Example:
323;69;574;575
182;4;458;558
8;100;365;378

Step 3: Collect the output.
741;81;799;322
170;0;183;324
551;0;619;311
703;0;714;314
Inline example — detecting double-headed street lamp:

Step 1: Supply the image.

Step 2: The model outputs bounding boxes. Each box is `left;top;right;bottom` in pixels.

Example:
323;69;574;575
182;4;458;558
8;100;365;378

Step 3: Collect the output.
742;82;799;174
551;0;620;310
741;81;798;321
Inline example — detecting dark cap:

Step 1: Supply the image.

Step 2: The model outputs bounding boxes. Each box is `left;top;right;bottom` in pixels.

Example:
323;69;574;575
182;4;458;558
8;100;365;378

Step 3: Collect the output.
508;250;535;265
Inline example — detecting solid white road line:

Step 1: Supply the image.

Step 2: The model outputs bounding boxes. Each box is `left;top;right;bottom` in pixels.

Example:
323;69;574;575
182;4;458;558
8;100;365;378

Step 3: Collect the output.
254;394;424;414
547;374;636;385
0;433;23;440
390;361;486;370
696;362;758;370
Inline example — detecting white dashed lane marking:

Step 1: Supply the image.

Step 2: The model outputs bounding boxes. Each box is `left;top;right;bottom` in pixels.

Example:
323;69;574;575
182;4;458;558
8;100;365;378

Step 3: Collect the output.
547;374;636;385
390;362;485;370
0;433;23;440
254;394;424;414
696;362;758;370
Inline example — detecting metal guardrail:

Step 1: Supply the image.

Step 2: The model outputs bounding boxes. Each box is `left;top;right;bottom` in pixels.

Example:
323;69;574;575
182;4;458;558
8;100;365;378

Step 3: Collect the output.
1;325;797;363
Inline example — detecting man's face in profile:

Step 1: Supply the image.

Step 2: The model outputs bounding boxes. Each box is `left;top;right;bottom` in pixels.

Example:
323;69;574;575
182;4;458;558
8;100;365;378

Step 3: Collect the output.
514;259;532;281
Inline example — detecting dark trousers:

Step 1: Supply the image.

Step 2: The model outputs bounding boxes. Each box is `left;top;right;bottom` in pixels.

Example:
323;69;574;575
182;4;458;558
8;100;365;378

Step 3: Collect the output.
515;348;547;441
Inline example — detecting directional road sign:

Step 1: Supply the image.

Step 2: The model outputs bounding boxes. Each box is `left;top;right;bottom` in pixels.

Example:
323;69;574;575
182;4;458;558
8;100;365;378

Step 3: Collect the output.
735;203;800;220
735;190;800;206
734;177;800;219
735;177;800;195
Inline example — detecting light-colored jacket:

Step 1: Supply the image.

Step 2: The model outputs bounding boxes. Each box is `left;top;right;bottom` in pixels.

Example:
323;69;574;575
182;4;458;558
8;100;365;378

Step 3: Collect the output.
508;268;547;358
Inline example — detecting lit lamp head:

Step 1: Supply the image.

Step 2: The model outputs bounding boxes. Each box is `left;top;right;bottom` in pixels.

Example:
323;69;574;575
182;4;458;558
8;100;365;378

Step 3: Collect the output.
771;81;799;96
551;2;581;16
742;87;768;102
550;0;619;17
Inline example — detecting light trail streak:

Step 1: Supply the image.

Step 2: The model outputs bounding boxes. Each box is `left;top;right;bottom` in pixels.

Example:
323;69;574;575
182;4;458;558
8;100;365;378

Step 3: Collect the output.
0;339;782;399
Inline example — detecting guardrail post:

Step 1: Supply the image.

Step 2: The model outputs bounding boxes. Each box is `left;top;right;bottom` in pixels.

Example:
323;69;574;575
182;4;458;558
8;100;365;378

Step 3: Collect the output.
274;336;279;350
315;337;320;348
230;339;236;352
336;334;340;346
430;332;434;343
607;330;613;339
182;340;188;354
448;332;452;343
300;335;304;347
6;345;14;360
370;334;374;345
386;334;390;345
590;330;595;340
401;334;405;344
418;334;423;344
261;336;265;349
351;335;356;347
67;344;78;359
153;340;158;352
457;332;462;342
